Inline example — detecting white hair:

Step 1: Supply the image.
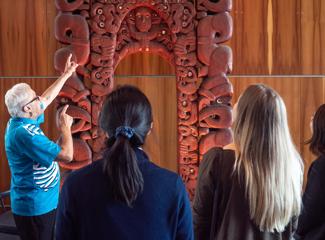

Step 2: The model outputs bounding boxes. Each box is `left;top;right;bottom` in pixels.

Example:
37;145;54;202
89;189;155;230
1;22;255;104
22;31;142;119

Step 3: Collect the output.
5;83;33;117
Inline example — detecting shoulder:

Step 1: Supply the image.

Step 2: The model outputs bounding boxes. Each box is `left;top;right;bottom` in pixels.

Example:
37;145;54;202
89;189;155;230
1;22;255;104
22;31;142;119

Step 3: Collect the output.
140;161;187;202
201;147;236;176
145;161;181;186
7;124;37;147
197;147;236;189
309;155;325;176
16;123;44;138
167;171;188;203
203;147;235;162
63;161;103;189
311;155;325;167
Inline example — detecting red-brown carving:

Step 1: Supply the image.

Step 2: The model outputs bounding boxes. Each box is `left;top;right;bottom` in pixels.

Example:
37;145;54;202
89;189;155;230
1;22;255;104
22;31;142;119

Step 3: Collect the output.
55;0;233;199
197;1;233;161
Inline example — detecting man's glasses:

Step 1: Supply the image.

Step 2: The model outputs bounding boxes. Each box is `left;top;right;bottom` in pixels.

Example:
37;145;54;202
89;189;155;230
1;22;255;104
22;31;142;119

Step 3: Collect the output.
22;96;40;110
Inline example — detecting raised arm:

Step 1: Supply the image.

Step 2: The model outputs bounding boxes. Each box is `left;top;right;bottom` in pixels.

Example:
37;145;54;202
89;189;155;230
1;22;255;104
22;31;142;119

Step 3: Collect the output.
41;54;78;110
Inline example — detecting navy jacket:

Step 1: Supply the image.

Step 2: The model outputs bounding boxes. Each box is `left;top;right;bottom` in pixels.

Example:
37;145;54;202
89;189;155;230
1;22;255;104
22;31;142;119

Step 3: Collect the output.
295;155;325;240
56;148;194;240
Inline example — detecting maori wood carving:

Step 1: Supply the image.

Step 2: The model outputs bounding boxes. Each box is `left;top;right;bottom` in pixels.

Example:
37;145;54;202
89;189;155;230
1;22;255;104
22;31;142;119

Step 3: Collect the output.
55;0;233;199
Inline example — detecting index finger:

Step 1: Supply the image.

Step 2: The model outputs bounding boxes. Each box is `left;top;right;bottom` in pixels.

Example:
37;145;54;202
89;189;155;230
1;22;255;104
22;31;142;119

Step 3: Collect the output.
61;104;69;115
66;54;72;64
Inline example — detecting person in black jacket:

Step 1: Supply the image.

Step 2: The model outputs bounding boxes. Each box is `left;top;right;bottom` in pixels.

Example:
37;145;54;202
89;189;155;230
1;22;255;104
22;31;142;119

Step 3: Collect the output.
295;104;325;240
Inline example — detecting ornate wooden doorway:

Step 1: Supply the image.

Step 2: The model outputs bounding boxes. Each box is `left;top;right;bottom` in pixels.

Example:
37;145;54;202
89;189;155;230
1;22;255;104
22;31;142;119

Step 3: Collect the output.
54;0;233;199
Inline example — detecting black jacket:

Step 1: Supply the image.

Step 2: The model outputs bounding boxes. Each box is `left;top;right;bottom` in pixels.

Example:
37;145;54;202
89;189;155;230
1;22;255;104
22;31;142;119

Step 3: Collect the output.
193;148;297;240
295;155;325;240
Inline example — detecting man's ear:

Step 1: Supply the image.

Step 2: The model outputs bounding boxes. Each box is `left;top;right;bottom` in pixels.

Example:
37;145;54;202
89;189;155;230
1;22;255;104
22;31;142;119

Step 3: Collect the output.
22;105;31;113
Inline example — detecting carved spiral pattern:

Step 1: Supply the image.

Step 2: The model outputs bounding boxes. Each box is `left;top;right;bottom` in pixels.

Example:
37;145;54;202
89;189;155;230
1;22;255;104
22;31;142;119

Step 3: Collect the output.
197;0;234;160
55;0;233;200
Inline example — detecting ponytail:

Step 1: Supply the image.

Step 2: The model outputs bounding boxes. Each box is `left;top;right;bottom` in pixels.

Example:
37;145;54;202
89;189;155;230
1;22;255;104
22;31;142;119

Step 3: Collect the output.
99;85;152;207
103;132;144;207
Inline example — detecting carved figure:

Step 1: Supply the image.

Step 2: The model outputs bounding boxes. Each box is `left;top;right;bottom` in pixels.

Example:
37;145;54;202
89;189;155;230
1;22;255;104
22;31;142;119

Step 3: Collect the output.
55;0;233;199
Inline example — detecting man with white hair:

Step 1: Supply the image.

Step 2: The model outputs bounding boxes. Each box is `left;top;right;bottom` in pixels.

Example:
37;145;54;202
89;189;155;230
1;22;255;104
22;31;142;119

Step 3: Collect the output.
4;54;78;240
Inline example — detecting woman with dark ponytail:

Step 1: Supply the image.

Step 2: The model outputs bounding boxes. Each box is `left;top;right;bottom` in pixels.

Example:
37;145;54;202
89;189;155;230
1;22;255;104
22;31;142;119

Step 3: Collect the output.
56;85;194;240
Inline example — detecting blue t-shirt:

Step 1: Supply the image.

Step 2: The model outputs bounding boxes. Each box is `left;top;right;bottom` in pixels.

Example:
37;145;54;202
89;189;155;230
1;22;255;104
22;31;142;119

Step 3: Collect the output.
4;114;61;216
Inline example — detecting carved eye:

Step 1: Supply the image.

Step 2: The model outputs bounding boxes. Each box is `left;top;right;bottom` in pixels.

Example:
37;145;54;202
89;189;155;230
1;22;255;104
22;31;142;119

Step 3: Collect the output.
97;8;103;15
99;22;105;28
66;29;73;38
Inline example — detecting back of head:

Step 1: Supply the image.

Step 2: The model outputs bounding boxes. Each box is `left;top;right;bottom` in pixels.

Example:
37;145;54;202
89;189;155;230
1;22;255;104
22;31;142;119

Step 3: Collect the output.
233;84;303;232
5;83;33;118
308;104;325;156
99;85;153;207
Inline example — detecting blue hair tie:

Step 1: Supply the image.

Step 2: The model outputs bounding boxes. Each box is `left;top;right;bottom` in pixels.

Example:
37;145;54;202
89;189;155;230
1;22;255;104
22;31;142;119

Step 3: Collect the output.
115;126;135;139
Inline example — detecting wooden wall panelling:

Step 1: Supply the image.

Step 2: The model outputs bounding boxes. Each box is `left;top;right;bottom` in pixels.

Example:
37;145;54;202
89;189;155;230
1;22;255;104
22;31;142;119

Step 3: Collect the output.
0;0;49;76
300;77;325;184
0;0;324;191
229;0;269;74
300;0;325;74
271;0;301;74
0;0;324;76
46;0;62;76
0;76;321;190
114;75;178;173
114;52;175;75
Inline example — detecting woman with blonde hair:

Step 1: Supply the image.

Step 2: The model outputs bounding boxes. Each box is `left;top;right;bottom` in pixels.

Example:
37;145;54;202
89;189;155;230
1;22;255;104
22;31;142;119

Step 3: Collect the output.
193;84;303;240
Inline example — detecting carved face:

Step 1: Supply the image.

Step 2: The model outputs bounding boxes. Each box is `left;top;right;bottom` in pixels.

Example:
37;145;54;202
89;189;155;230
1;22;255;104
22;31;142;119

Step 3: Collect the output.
135;7;152;32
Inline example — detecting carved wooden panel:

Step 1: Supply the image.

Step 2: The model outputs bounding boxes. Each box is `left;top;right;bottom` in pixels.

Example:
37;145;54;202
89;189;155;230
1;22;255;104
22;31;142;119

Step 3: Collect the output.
54;0;233;199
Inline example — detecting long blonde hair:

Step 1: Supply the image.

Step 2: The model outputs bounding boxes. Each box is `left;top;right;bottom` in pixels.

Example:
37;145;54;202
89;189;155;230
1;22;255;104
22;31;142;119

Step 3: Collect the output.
233;84;303;232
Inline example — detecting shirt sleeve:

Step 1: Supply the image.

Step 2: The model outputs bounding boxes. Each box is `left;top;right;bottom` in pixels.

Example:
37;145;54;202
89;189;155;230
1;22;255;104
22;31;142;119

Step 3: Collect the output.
16;125;61;168
295;158;325;238
192;148;219;240
175;176;194;240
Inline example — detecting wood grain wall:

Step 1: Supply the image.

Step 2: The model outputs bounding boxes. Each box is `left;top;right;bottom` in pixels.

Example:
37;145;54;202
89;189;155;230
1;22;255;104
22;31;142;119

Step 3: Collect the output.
0;0;325;192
